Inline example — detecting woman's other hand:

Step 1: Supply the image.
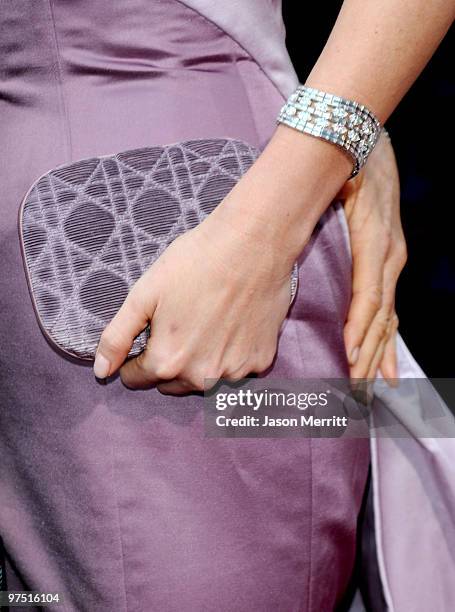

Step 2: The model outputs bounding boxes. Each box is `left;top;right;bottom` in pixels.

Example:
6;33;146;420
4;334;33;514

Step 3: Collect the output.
341;131;407;382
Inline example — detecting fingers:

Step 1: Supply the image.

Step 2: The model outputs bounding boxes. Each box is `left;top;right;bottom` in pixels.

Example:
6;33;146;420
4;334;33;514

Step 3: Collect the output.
120;341;276;393
344;236;386;366
120;345;184;390
120;344;224;391
379;315;399;383
94;289;154;379
348;249;401;379
367;322;391;380
153;361;272;395
349;307;391;379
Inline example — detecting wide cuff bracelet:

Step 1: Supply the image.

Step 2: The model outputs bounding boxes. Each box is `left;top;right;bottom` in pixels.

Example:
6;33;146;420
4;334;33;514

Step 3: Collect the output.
277;84;383;178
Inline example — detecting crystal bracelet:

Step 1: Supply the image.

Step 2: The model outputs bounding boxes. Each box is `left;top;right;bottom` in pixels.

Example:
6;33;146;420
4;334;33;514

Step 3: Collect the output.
277;84;383;178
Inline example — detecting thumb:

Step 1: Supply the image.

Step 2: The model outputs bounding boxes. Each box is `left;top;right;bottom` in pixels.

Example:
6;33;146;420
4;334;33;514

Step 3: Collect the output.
93;290;154;379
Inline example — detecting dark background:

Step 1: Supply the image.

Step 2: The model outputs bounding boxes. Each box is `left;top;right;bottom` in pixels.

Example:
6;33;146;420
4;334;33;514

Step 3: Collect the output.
283;2;454;377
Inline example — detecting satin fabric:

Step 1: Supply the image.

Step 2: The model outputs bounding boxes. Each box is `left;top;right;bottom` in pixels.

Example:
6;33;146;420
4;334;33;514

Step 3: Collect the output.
1;1;372;610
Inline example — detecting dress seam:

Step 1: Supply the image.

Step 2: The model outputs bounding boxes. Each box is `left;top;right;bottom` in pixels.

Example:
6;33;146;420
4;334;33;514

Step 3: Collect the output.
175;0;288;102
47;0;73;163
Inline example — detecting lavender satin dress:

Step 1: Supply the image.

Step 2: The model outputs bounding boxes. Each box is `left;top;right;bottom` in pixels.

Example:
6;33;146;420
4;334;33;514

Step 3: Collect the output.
3;2;449;611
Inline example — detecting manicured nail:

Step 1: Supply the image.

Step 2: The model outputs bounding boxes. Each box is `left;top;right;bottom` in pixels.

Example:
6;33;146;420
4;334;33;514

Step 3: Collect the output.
349;347;360;365
94;353;111;379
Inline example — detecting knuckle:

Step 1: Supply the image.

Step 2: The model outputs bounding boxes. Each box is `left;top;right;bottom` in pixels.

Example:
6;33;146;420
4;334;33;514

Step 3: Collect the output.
363;285;383;311
224;365;250;382
223;356;252;381
252;350;276;373
154;361;180;381
150;347;188;380
375;312;390;338
185;364;219;390
225;373;244;382
187;377;205;392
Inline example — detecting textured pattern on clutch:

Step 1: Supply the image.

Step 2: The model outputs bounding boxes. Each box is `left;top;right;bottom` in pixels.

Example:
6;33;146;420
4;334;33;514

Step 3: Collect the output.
20;138;298;361
19;138;297;359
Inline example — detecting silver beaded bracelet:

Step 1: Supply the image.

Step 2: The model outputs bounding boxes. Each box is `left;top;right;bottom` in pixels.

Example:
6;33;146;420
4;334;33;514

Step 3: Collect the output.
277;84;383;178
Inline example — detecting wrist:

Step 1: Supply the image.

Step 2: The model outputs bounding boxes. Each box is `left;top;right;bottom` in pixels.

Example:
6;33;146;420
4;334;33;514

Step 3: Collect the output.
216;125;352;263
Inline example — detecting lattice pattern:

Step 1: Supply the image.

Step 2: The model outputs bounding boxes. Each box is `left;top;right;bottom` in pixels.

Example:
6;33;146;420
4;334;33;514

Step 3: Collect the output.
20;139;260;360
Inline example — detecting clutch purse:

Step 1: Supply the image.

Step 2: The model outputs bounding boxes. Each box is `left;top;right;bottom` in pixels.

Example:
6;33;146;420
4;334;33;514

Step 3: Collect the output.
19;138;299;361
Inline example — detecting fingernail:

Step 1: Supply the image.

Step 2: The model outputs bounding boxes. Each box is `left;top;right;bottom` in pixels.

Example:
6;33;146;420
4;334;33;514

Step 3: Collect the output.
94;353;111;379
349;347;360;365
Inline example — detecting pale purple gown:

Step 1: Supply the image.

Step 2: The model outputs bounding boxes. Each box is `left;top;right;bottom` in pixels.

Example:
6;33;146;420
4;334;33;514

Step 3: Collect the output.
1;1;454;611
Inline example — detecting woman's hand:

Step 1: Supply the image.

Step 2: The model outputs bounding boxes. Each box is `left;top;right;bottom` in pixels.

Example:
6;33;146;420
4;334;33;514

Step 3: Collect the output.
93;126;353;392
340;131;407;382
93;201;294;393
